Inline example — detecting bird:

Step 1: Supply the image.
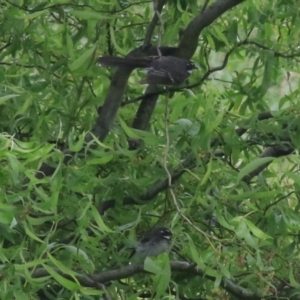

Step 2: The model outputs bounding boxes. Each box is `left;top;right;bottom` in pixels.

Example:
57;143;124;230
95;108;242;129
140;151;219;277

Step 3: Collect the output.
129;227;172;260
98;55;196;86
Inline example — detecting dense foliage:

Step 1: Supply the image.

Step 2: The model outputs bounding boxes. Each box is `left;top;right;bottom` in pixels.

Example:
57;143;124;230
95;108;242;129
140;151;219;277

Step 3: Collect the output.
1;0;300;299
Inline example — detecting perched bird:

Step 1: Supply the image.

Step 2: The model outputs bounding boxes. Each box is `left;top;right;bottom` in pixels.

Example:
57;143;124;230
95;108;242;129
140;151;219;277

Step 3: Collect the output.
129;227;172;260
98;55;196;86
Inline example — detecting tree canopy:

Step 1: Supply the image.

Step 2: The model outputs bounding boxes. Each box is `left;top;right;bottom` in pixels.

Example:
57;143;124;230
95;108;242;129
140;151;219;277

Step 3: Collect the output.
1;0;300;299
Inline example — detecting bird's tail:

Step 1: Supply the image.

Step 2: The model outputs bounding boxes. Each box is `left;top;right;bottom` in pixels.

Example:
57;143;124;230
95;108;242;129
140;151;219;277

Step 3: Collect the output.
98;56;151;68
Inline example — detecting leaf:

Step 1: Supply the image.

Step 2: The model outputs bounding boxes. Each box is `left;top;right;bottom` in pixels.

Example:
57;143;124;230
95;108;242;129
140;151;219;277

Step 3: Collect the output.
289;266;300;287
43;264;79;291
216;209;234;231
212;27;230;48
16;10;47;19
0;94;20;105
200;157;212;186
144;255;171;299
80;288;103;296
91;205;113;232
237;157;275;182
244;219;272;240
234;219;258;249
285;172;300;189
144;257;163;274
49;58;67;73
117;115;142;139
70;10;113;20
243;231;258;250
86;154;113;165
0;211;14;225
260;53;274;97
68;132;86;152
14;96;32;116
109;25;127;55
214;274;222;288
47;253;80;281
23;222;45;244
69;45;97;71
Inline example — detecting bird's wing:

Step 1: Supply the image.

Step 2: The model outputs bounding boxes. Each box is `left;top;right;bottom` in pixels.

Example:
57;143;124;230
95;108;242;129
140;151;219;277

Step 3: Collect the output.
140;69;175;85
139;236;150;243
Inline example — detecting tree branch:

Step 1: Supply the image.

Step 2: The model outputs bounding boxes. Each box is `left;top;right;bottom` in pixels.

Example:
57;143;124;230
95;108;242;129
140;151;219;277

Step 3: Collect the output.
178;0;245;58
30;261;299;300
98;153;197;214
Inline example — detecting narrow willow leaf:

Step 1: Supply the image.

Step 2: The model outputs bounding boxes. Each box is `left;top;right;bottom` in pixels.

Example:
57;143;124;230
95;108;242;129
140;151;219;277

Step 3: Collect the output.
43;264;79;291
86;155;113;165
244;219;272;240
23;222;45;244
289;266;300;287
118;116;141;139
153;255;171;298
91;205;112;232
237;157;275;182
109;25;127;55
213;26;230;47
285;172;300;189
200;157;212;186
216;209;234;230
69;45;96;71
16;10;47;19
260;53;274;97
47;253;80;281
0;94;20;105
144;257;163;274
70;10;113;20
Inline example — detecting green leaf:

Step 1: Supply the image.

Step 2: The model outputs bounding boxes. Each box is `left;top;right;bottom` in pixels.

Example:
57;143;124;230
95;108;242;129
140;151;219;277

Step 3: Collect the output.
70;10;113;20
237;157;275;182
244;219;272;240
0;211;14;225
118;115;142;139
216;209;234;231
80;288;103;296
86;154;113;165
109;25;127;56
285;172;300;189
0;94;20;105
14;96;32;116
234;219;258;249
91;205;113;232
260;53;274;97
43;264;79;291
200;157;212;186
68;132;86;152
16;10;47;19
47;253;80;280
23;222;45;244
212;27;230;48
144;257;163;274
144;255;171;299
69;45;97;71
49;58;67;73
289;266;300;287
